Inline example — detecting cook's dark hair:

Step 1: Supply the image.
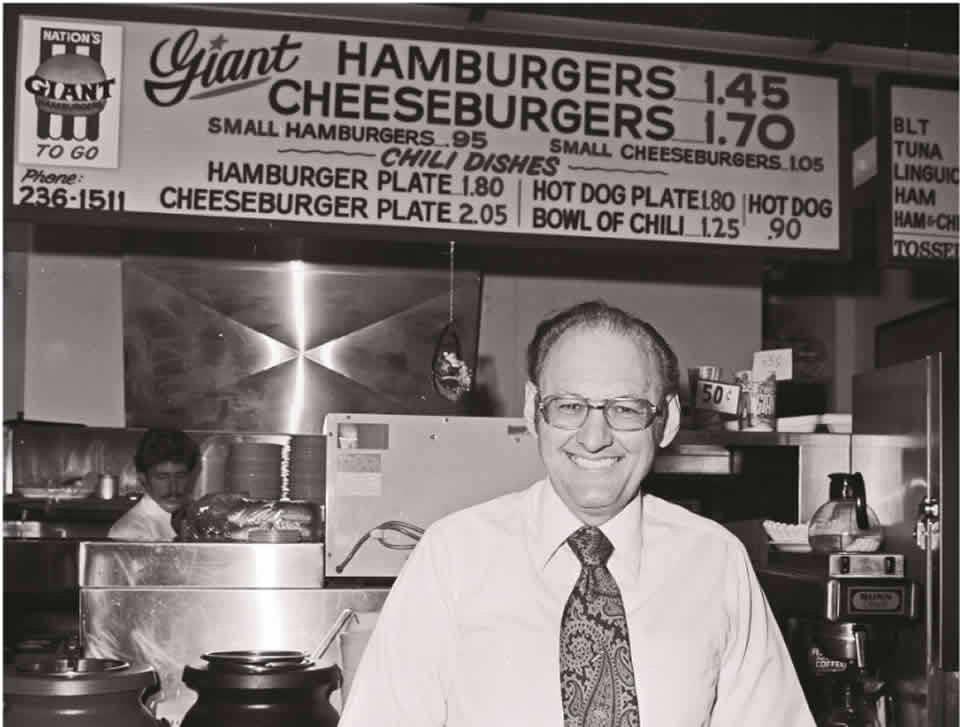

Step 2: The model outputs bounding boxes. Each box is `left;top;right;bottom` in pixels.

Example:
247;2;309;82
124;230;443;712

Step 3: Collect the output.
134;429;199;473
525;300;680;396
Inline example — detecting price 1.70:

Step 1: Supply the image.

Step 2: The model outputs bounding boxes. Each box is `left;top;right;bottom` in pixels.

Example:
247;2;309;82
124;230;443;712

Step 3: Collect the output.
704;110;795;151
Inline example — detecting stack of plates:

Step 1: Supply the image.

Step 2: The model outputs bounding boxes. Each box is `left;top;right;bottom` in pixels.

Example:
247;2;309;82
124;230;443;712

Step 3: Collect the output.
762;520;812;552
287;436;326;501
226;442;282;500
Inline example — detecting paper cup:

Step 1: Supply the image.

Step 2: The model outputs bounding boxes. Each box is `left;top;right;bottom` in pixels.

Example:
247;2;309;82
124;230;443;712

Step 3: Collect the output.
742;374;777;431
339;629;374;707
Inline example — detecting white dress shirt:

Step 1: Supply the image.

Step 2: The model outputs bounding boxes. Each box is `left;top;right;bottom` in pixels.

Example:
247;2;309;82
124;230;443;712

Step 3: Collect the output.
340;479;814;727
107;493;176;541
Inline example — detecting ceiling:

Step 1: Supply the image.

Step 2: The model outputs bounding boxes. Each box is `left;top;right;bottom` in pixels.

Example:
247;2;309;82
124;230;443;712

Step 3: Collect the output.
196;2;958;79
460;4;958;56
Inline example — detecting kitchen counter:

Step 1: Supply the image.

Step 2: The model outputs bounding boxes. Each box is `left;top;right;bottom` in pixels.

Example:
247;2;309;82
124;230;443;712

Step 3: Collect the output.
4;494;136;525
670;429;850;448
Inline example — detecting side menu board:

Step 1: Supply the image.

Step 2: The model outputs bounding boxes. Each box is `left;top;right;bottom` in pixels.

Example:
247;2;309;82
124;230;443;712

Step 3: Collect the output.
878;75;959;264
10;14;847;253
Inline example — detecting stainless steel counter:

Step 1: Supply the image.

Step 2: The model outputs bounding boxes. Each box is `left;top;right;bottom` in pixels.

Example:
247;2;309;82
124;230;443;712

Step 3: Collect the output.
78;542;387;726
79;541;327;588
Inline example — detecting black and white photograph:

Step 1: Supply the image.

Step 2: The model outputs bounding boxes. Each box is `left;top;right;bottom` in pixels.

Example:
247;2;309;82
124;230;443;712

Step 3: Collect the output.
2;3;957;726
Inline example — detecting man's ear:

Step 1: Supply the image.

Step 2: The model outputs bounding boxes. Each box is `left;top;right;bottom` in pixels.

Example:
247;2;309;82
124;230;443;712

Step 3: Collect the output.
658;394;681;448
136;471;150;494
523;381;539;437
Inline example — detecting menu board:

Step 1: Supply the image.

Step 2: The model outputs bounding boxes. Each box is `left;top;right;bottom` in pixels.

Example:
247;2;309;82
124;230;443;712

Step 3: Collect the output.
10;13;848;253
878;75;959;264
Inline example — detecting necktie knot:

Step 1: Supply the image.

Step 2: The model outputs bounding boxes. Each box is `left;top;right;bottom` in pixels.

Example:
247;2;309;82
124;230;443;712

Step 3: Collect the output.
567;526;613;567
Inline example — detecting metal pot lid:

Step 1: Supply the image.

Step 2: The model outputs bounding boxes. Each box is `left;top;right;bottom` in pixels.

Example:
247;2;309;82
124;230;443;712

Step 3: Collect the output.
183;661;341;691
203;650;307;665
16;657;129;674
4;661;158;697
206;657;314;675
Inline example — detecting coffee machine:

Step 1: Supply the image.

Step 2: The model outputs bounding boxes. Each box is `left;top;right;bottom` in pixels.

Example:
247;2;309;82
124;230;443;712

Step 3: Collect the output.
758;551;919;726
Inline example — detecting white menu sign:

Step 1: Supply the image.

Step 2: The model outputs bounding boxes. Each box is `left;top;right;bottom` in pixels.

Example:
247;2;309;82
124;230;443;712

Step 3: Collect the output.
888;85;959;261
12;15;844;251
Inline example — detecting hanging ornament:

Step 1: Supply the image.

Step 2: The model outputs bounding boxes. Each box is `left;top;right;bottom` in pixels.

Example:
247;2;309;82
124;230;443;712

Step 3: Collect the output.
432;240;472;401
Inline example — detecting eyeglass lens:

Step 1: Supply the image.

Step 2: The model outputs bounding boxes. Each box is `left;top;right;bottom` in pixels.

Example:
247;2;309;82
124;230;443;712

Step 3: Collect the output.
541;396;657;430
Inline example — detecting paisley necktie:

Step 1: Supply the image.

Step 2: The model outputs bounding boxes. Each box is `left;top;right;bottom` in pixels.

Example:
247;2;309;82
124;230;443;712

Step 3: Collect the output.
559;526;640;727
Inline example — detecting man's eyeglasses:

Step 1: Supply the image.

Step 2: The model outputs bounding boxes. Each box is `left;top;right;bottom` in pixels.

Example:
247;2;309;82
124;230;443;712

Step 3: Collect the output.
536;394;664;432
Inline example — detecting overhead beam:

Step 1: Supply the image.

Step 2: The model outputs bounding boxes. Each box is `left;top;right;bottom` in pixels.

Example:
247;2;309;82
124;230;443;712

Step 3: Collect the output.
172;3;958;81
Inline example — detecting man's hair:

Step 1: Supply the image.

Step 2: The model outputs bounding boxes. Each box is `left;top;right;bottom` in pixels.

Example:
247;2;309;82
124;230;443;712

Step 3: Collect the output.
525;300;680;397
134;429;200;473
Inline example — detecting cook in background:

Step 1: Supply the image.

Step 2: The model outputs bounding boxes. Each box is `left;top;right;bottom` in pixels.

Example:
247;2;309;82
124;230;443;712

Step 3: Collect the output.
108;428;200;541
339;300;814;727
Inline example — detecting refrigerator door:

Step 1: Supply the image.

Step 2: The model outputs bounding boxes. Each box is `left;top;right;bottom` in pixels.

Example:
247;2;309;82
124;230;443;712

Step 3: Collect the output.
323;414;545;579
853;353;957;727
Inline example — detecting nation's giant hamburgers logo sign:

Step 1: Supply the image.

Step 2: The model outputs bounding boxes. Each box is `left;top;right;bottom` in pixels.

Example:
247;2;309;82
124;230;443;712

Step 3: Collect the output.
26;49;115;122
16;18;123;168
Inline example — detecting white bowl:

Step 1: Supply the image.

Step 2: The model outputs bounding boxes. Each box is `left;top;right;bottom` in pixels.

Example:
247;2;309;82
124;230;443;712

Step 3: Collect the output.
763;520;809;543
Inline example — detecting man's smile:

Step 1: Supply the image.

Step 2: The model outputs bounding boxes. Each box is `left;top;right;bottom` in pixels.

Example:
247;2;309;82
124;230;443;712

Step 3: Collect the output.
566;453;623;470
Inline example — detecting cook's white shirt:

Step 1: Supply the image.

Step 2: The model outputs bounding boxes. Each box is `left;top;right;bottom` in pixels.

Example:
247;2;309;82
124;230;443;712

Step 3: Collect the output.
340;478;815;727
107;493;176;541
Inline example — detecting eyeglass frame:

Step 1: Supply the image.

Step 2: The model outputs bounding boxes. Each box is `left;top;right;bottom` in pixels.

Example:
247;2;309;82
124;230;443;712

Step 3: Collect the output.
534;393;666;432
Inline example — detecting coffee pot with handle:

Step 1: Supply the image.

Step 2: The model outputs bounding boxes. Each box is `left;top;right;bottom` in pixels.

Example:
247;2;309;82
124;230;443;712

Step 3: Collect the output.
808;472;885;554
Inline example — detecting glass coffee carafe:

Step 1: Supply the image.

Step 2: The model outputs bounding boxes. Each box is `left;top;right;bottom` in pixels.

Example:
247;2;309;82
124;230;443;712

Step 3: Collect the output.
821;682;881;727
808;473;884;554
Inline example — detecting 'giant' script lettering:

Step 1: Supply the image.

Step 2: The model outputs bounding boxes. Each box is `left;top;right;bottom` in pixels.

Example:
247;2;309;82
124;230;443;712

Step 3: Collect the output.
144;28;302;107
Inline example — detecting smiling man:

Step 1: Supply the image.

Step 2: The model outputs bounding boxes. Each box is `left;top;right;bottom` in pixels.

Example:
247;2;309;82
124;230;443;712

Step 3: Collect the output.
340;300;814;727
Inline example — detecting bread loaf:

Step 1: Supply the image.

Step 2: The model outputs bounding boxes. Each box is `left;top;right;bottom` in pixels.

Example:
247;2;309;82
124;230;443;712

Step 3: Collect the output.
177;493;316;541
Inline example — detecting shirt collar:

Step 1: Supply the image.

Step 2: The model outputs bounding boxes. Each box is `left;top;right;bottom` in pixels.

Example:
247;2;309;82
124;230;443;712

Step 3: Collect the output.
139;492;167;516
140;493;176;525
529;478;645;571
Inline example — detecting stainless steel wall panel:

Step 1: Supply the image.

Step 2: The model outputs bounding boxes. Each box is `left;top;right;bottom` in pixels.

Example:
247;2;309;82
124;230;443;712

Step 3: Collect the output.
123;257;482;432
79;542;326;588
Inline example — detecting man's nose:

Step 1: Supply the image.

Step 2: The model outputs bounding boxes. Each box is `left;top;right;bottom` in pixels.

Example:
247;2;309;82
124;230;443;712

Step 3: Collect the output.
576;407;614;451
